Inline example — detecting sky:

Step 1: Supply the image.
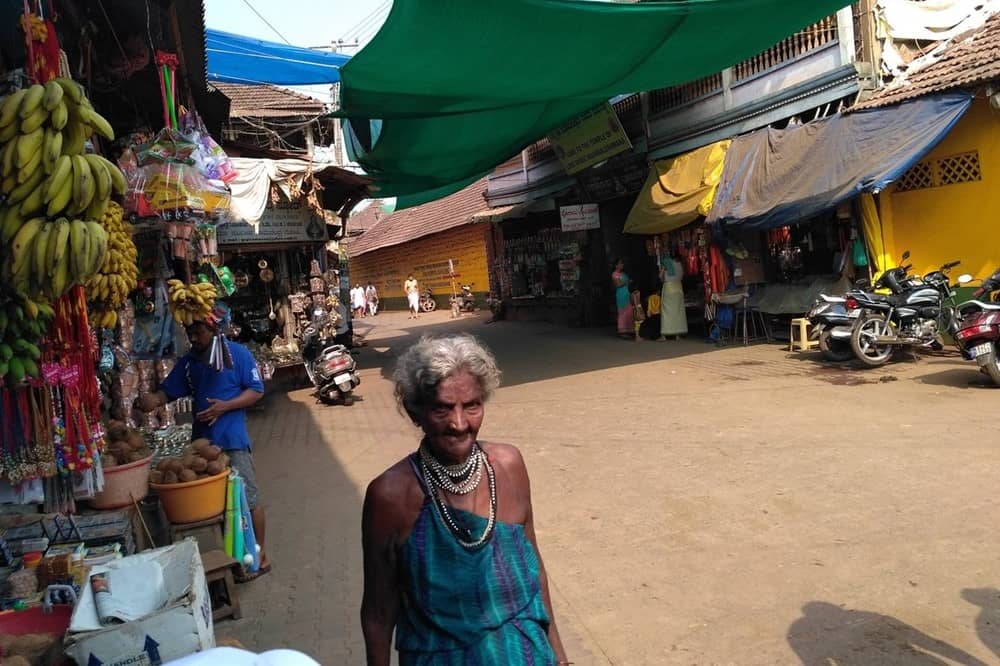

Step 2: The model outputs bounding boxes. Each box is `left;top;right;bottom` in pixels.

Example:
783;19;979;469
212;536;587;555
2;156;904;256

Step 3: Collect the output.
204;0;390;100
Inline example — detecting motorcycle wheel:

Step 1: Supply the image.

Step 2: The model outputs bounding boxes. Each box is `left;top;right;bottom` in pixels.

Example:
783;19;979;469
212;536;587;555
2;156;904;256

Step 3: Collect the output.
982;350;1000;386
851;314;896;368
341;390;355;406
819;330;854;362
420;298;437;312
318;385;339;405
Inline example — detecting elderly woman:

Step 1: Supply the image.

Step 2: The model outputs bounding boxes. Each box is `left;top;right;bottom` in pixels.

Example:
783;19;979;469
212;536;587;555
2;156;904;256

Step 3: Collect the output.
361;334;569;665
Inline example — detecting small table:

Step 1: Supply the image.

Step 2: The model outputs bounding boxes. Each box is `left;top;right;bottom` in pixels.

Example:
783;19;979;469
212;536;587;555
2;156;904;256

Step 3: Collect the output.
167;515;225;554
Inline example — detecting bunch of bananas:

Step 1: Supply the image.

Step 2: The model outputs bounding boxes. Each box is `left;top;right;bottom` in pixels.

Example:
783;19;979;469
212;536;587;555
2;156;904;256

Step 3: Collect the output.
85;202;138;329
5;217;107;300
167;279;218;326
0;79;126;300
0;293;53;385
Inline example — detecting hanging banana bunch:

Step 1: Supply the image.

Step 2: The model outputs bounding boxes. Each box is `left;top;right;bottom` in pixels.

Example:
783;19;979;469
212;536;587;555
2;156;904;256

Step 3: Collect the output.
84;202;139;329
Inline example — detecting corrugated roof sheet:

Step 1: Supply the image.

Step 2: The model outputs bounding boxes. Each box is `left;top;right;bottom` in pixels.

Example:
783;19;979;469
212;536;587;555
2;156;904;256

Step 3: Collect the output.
214;82;327;118
346;179;488;257
853;12;1000;110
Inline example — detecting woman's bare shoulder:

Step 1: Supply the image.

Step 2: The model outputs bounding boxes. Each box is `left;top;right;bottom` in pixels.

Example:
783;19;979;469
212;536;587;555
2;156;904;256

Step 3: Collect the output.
365;457;420;510
480;442;527;474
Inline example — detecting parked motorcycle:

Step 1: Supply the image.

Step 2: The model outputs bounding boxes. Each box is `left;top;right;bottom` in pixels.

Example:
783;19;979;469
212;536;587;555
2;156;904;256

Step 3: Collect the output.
450;283;477;313
419;287;437;313
807;294;854;362
301;315;361;405
951;268;1000;384
848;253;961;367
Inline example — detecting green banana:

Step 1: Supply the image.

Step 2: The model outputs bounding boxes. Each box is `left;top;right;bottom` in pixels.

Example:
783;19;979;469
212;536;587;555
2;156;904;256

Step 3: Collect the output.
15;127;43;168
13;339;40;361
45;154;72;203
20;356;38;379
2;136;17;174
17;84;44;119
7;356;24;384
42;80;64;111
0;344;11;361
0;89;27;129
54;78;83;105
61;122;86;156
18;178;46;217
0;119;19;143
81;106;114;141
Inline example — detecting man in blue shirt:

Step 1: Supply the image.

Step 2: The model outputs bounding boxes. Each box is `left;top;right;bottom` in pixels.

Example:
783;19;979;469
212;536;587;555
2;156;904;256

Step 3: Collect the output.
137;319;270;580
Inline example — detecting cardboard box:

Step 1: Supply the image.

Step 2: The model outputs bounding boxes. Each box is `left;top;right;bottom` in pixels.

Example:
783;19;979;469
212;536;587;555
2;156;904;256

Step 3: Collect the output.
64;539;214;665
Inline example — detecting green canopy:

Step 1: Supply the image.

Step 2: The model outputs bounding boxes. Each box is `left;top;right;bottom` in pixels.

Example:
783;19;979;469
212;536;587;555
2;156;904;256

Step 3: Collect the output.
338;0;849;208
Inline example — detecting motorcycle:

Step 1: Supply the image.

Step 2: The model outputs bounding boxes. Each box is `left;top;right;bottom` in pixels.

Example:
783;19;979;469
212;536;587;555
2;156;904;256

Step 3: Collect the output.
450;284;478;314
951;268;1000;384
419;288;437;313
848;252;962;367
301;314;361;406
807;294;854;362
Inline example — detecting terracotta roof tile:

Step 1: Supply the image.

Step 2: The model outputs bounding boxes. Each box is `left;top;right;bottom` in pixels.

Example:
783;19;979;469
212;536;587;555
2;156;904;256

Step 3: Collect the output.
853;13;1000;110
346;179;489;257
214;82;327;118
343;201;385;237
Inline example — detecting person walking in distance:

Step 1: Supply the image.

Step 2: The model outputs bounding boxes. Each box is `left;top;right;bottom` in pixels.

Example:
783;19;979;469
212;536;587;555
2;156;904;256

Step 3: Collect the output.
136;319;271;582
404;273;420;319
366;281;379;317
361;334;569;665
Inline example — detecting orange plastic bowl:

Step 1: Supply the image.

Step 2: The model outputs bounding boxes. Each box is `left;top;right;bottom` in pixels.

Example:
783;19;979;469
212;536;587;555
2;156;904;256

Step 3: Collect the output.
150;467;229;524
91;455;153;510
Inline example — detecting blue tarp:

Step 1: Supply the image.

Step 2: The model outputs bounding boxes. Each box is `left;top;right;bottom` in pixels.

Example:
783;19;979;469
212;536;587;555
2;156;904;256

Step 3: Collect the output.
707;92;973;229
206;28;350;85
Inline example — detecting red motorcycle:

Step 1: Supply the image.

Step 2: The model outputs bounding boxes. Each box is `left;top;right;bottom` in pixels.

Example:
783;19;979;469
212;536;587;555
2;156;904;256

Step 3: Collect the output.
952;268;1000;385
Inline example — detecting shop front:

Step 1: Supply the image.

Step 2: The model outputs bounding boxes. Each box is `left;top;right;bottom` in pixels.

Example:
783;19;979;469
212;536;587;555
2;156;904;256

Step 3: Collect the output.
217;199;337;373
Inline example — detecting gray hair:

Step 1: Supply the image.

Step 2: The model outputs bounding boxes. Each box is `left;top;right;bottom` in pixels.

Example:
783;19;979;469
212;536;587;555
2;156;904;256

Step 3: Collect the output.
393;334;502;420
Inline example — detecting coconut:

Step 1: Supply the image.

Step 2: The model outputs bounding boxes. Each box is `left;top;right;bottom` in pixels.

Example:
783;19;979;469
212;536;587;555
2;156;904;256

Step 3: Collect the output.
190;456;208;473
192;438;212;452
107;424;129;442
179;469;197;483
166;458;185;474
181;453;197;469
127;431;145;451
205;460;224;476
102;455;119;468
149;470;164;484
163;470;179;484
203;445;222;461
156;458;172;472
127;451;147;463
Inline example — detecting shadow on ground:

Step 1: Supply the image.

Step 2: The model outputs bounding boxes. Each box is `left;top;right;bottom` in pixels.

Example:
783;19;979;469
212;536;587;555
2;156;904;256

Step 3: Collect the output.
963;588;1000;661
787;601;989;665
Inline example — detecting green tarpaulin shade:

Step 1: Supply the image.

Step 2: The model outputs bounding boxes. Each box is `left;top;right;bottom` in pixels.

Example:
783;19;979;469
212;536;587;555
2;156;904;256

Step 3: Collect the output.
337;0;850;209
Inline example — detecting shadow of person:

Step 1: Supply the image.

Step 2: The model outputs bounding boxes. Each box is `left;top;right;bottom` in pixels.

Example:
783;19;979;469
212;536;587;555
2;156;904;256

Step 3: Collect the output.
962;588;1000;660
788;601;989;665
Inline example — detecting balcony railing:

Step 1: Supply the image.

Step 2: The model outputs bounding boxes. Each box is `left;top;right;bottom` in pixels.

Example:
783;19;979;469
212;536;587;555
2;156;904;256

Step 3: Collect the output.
733;15;839;82
649;72;724;114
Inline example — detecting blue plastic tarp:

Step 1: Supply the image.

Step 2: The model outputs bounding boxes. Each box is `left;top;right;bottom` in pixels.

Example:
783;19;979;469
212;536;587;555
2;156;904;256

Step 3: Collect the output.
707;92;973;229
206;28;350;85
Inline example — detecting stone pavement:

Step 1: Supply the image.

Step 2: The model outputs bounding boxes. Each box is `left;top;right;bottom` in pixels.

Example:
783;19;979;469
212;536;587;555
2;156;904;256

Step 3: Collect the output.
219;309;1000;665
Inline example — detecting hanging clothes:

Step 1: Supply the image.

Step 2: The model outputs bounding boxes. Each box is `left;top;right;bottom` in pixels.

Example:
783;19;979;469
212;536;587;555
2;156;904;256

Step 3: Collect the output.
659;257;687;337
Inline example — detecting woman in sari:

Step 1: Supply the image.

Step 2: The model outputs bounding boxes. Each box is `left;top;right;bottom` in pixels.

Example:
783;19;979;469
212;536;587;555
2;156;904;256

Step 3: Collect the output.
658;251;688;340
611;258;632;339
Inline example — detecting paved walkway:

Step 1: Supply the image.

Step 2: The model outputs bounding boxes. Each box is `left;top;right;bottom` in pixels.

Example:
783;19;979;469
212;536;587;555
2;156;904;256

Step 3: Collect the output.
220;310;1000;665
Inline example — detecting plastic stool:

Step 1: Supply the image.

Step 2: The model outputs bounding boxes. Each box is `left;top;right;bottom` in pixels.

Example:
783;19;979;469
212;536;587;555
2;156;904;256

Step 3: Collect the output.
789;318;818;352
733;303;771;345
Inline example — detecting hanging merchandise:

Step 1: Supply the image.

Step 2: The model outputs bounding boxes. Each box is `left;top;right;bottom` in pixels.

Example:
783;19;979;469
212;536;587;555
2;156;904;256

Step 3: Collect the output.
166;278;218;327
19;9;60;85
83;202;139;329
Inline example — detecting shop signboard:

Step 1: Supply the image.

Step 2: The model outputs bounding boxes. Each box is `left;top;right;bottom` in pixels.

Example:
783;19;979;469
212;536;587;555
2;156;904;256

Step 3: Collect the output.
218;201;328;245
547;103;632;175
577;152;649;202
559;204;600;232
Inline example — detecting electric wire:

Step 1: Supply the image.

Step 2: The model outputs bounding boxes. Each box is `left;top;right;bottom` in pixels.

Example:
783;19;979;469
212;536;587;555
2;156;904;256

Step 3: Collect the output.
240;0;292;44
339;1;390;43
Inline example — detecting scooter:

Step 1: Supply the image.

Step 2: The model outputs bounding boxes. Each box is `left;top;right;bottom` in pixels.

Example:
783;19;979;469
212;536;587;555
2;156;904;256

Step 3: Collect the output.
419;288;437;313
450;284;478;314
807;294;854;362
951;268;1000;384
301;315;361;406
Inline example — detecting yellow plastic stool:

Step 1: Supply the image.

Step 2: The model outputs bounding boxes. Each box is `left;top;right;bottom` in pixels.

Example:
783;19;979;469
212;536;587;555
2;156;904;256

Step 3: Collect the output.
789;318;818;352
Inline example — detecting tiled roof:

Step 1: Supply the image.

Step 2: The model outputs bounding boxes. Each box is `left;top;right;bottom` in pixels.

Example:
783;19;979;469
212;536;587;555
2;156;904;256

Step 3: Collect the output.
853;12;1000;110
343;201;385;237
214;82;327;118
346;179;489;257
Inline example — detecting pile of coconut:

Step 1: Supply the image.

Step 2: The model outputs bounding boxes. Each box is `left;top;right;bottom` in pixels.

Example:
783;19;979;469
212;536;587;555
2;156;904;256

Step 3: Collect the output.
150;438;230;484
102;421;152;467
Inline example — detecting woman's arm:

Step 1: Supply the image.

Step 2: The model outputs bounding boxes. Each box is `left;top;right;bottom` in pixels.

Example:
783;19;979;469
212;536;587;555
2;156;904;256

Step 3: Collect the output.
361;478;403;666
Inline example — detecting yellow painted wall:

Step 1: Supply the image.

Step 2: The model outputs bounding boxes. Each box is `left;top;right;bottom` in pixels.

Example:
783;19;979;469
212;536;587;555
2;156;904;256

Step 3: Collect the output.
880;97;1000;279
349;224;491;303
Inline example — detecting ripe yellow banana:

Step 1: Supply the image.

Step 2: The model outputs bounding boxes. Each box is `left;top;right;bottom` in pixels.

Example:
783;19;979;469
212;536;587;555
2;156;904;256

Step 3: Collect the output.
33;221;52;282
8;167;45;205
42;80;63;111
10;217;44;277
71;154;95;212
18;179;46;217
15;128;43;169
61;122;86;156
19;105;48;134
16;148;42;184
0;205;24;243
85;221;108;276
0;89;27;129
17;85;44;119
80;107;114;141
47;218;70;278
45;155;72;203
68;219;87;280
46;173;73;217
84;153;111;202
95;155;127;195
42;128;62;173
49;100;68;131
1;136;17;174
54;78;83;105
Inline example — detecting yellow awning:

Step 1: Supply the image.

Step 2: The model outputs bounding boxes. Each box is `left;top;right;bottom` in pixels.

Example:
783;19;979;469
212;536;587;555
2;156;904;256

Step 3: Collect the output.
624;140;731;235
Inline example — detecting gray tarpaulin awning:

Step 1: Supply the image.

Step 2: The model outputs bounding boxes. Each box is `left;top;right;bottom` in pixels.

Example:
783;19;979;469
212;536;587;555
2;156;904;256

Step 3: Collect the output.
707;92;973;229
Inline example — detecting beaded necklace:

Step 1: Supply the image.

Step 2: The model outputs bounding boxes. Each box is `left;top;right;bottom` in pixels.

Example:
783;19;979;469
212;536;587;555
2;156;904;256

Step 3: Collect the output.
418;442;497;550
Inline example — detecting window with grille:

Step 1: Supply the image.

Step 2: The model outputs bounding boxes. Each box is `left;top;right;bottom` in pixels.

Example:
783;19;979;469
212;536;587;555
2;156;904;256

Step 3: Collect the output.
894;151;982;193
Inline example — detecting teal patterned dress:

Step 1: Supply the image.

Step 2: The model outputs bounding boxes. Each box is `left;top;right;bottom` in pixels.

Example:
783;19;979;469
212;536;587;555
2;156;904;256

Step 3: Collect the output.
396;457;556;665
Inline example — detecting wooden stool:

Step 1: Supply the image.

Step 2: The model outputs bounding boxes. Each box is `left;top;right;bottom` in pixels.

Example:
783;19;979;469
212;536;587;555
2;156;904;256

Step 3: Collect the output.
789;318;818;352
168;515;224;554
201;549;242;622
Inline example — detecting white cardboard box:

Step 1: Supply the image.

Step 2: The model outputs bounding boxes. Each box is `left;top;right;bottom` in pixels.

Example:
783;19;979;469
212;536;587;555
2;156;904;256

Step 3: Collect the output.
64;539;215;665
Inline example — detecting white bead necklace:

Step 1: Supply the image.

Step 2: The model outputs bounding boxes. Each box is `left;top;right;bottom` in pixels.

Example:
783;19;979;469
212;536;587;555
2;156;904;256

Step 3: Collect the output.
419;443;497;550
